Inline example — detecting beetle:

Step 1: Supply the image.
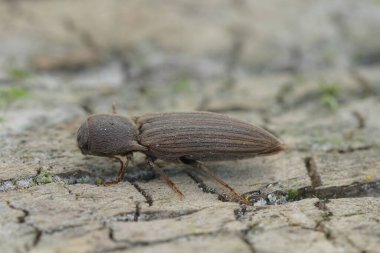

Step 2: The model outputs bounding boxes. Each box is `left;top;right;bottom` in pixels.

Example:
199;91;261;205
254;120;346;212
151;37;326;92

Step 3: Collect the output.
77;111;287;202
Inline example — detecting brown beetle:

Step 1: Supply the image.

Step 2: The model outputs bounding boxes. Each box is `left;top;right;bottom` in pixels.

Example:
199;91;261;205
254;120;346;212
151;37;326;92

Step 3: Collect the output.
77;111;287;202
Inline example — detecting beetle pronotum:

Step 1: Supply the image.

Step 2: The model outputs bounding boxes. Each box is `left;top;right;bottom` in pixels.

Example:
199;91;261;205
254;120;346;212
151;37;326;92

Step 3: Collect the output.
77;111;287;203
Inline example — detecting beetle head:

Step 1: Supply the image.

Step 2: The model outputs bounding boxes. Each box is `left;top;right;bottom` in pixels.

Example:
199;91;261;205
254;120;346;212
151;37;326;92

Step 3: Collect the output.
77;114;141;156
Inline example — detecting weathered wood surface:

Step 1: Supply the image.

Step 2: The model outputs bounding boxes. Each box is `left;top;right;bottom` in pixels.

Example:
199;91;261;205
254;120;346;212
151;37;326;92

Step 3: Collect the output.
1;1;380;252
1;66;379;253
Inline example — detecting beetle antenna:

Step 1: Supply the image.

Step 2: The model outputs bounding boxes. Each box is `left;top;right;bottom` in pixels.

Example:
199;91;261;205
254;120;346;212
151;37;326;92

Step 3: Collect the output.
112;103;117;114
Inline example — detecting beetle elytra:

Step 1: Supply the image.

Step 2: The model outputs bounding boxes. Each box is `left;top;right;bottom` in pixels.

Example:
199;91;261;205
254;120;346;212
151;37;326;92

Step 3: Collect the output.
77;111;287;203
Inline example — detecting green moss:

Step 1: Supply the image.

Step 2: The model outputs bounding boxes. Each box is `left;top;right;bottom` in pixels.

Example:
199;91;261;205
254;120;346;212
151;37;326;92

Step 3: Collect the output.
244;195;251;203
352;135;366;142
0;87;29;107
321;211;332;220
95;178;104;185
8;68;33;81
173;78;191;93
321;95;339;111
191;227;204;234
35;171;53;184
287;189;299;201
0;117;5;123
318;82;342;111
331;136;345;146
319;82;342;97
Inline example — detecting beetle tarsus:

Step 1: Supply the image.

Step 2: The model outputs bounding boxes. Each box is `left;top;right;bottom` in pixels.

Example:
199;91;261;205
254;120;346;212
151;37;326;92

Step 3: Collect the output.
148;159;185;199
104;155;129;184
183;159;248;204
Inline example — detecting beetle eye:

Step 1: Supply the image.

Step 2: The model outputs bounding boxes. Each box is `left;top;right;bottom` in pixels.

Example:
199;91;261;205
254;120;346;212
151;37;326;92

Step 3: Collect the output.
77;121;89;154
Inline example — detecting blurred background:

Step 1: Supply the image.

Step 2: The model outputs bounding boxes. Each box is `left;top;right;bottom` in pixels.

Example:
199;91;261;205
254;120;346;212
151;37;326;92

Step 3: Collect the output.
1;3;380;251
0;0;380;147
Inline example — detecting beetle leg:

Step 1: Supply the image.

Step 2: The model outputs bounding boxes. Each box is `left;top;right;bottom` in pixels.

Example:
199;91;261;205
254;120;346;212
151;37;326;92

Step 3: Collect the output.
182;159;248;204
104;155;130;185
147;159;184;199
116;153;133;182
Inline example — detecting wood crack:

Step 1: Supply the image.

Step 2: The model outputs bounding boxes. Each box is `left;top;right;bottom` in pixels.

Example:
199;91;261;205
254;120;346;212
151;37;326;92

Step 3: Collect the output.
298;180;380;199
5;200;42;249
130;182;153;206
304;156;322;188
239;224;258;253
326;145;373;154
314;199;334;242
134;202;141;222
6;200;29;223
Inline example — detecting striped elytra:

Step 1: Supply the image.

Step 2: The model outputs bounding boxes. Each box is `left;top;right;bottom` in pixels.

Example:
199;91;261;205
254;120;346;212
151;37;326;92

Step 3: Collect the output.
136;112;286;162
77;111;287;201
